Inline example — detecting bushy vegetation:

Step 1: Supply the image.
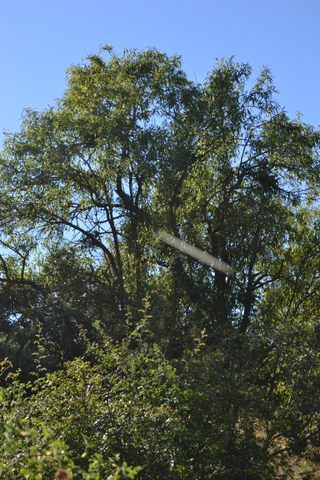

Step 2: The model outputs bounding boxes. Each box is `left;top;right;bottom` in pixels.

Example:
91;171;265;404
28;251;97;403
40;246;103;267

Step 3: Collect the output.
1;46;320;478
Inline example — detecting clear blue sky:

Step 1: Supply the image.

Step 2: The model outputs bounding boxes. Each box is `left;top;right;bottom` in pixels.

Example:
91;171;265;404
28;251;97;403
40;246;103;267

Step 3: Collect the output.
1;0;319;145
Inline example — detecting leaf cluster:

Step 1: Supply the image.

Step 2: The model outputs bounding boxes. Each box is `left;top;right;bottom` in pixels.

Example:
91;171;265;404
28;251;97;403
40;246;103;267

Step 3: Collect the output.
1;46;320;478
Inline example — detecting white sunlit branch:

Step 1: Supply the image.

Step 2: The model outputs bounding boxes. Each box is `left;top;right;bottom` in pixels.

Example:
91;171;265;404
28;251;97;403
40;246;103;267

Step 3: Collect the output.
157;230;233;276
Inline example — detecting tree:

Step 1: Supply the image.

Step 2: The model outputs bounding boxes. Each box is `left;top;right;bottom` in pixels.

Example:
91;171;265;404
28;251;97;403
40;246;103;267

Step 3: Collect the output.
1;48;319;346
1;46;320;478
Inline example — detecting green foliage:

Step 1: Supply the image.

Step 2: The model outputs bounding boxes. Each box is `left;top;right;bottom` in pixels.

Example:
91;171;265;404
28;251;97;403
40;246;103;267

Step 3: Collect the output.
0;46;320;478
0;420;141;479
1;328;320;479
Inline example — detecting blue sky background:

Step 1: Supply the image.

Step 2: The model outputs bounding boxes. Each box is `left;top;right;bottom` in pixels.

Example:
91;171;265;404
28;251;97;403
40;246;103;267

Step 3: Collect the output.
1;0;319;145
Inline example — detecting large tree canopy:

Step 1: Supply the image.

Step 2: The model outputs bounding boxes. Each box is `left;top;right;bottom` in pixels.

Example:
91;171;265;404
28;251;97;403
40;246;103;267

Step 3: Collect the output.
1;46;320;479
